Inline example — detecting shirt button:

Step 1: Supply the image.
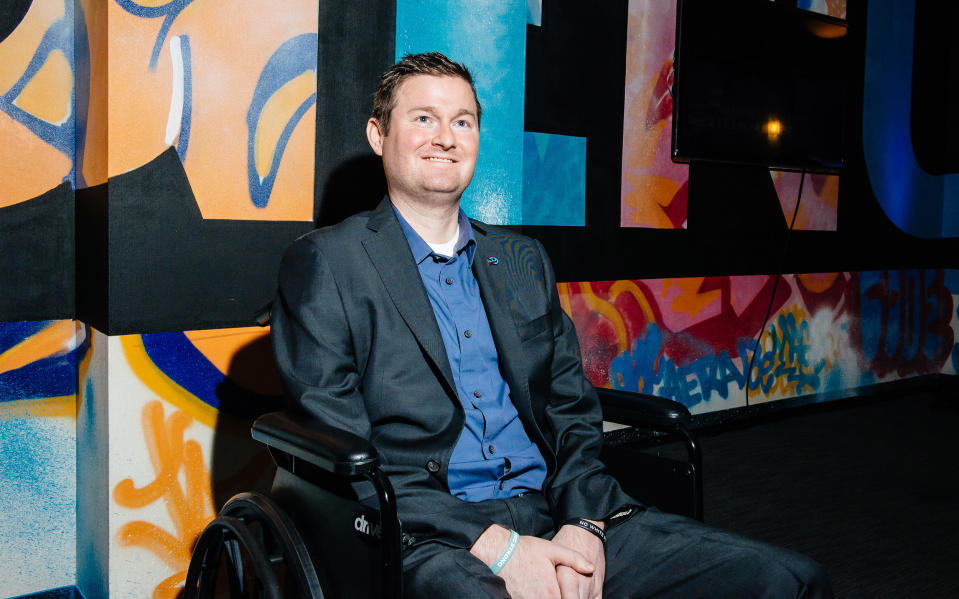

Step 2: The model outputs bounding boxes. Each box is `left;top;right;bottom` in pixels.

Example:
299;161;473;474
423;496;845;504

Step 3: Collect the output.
499;480;505;490
488;444;495;454
464;329;472;338
473;390;482;398
426;459;440;473
445;277;454;285
504;457;512;474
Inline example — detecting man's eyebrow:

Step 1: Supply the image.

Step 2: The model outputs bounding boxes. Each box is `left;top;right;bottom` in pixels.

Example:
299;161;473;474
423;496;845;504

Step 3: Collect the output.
452;108;478;120
407;106;477;119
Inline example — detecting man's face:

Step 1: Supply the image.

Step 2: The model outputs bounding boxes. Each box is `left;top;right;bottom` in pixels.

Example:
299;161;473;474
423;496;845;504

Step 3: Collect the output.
367;75;479;207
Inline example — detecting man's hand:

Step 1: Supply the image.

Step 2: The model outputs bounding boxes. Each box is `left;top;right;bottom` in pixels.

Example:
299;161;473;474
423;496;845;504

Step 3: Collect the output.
553;520;606;599
471;524;595;599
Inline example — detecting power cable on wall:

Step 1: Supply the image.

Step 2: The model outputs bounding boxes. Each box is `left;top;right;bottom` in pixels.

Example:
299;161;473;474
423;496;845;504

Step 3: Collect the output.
744;170;805;405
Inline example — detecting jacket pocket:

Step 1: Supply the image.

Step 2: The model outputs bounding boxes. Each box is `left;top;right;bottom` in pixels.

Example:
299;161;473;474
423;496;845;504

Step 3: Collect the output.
516;313;550;342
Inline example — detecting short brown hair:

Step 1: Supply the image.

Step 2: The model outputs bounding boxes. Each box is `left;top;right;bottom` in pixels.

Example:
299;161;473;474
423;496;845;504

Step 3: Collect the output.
371;52;482;134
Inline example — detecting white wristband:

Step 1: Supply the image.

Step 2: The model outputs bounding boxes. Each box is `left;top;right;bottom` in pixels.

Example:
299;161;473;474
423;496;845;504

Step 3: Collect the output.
490;530;520;575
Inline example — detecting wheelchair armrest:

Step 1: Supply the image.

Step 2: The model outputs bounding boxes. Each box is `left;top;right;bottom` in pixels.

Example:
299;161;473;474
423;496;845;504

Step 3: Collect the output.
596;387;691;430
597;387;703;521
252;411;379;477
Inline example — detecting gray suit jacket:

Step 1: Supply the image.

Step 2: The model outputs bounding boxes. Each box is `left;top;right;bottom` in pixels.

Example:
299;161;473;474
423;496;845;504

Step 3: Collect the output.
271;198;632;554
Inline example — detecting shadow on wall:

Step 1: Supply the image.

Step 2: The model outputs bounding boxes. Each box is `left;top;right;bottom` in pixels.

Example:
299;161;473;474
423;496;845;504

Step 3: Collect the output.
209;151;385;512
209;332;282;511
317;153;386;227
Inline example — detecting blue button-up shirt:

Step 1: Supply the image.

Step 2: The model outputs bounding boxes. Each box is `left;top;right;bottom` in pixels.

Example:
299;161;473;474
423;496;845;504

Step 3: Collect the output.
394;207;547;502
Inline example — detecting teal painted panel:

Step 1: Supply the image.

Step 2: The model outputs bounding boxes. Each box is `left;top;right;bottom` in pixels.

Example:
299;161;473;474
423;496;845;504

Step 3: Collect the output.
523;132;586;226
395;0;526;224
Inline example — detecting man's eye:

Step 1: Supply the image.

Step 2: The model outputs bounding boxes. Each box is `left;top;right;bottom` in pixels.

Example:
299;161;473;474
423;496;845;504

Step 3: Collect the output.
416;115;431;123
454;119;470;128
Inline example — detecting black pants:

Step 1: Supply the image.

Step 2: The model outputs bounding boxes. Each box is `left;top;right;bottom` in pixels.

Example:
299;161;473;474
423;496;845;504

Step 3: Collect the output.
403;493;832;599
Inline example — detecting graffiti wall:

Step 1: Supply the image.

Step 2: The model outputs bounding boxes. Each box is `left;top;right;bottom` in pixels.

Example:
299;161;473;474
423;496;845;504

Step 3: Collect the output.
0;0;78;205
620;0;846;231
0;320;85;597
562;269;959;414
2;0;320;595
95;327;280;598
0;320;281;598
4;0;319;214
0;0;78;321
106;0;317;221
770;170;840;231
1;1;956;597
620;0;689;229
1;0;318;327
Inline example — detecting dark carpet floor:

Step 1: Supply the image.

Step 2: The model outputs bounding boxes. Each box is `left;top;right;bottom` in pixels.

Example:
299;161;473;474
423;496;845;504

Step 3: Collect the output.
694;386;959;598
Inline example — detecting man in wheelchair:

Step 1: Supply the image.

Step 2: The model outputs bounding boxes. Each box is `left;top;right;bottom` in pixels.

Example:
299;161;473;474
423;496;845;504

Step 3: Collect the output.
270;52;831;598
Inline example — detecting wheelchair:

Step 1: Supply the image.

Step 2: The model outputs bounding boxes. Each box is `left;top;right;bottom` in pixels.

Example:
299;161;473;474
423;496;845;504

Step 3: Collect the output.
184;388;702;599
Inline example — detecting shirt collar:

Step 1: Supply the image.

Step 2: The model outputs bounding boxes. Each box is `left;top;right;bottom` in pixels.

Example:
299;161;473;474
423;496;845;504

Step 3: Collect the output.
393;203;476;266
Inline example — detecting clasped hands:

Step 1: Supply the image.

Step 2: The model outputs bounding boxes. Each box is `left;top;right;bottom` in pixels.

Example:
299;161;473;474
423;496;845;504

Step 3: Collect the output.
471;521;606;599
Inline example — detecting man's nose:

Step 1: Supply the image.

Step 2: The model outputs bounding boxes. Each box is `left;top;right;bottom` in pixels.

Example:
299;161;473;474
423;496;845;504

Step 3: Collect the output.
432;124;455;148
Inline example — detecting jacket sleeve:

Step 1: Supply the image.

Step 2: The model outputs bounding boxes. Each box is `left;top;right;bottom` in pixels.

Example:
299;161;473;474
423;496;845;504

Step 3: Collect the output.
533;240;635;526
270;236;496;551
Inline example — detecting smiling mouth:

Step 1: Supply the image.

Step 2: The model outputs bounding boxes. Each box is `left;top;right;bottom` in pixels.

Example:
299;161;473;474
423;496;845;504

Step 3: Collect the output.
425;157;454;163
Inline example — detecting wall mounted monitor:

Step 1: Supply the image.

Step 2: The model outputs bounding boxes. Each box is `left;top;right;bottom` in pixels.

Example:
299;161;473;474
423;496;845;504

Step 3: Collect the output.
671;0;848;172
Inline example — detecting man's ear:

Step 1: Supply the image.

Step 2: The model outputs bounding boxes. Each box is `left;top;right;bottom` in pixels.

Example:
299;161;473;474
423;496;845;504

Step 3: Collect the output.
366;118;385;156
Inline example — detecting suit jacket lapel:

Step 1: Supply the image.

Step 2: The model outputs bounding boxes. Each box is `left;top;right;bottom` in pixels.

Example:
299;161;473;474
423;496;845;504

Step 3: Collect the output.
471;227;534;420
362;199;457;397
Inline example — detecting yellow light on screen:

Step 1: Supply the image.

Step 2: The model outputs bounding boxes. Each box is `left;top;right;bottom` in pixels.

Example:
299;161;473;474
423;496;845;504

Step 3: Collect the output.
765;118;783;142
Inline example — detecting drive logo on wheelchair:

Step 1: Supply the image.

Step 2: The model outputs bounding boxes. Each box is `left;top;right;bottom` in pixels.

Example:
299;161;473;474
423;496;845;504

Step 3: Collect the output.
354;512;381;539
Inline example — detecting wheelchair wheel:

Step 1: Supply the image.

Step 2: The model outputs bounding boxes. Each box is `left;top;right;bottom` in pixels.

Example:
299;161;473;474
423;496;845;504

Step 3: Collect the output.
184;492;325;598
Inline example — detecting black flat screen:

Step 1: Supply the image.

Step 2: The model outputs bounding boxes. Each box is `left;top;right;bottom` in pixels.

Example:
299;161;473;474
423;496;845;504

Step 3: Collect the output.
672;0;847;172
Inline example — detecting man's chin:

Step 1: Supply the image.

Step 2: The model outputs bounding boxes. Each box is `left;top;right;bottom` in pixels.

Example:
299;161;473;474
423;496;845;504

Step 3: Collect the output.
422;180;471;197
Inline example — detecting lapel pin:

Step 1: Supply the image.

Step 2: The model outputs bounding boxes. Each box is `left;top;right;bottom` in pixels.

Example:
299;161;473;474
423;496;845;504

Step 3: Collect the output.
487;256;499;265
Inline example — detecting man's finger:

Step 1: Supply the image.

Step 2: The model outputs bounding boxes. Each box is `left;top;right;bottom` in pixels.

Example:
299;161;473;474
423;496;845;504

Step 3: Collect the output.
550;545;595;575
556;565;586;599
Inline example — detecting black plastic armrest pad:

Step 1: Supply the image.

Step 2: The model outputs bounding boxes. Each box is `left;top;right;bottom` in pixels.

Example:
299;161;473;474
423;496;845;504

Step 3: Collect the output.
595;387;691;429
252;411;379;476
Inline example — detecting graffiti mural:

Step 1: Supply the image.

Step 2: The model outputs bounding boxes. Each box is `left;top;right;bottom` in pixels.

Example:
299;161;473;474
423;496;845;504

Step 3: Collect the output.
106;327;280;597
620;0;688;229
130;326;283;423
857;270;956;379
113;400;216;598
562;270;958;414
770;170;839;231
0;320;86;598
0;0;80;206
621;0;847;230
107;0;318;221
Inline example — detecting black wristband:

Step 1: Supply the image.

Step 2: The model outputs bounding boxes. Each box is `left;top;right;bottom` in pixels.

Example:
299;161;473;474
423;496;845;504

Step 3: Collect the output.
561;518;607;546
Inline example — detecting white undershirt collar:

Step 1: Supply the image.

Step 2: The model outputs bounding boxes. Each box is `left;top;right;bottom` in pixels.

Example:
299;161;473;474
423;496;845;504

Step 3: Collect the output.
427;223;460;258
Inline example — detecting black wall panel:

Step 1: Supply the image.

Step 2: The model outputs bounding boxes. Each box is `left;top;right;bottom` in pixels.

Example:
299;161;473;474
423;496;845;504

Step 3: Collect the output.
314;0;394;227
0;182;75;321
76;148;314;334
